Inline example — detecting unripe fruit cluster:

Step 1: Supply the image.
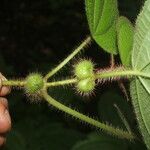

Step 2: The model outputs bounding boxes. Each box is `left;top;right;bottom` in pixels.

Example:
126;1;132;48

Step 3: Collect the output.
74;59;95;95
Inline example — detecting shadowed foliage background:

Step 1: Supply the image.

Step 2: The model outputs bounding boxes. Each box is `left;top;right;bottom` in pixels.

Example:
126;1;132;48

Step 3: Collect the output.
0;0;147;149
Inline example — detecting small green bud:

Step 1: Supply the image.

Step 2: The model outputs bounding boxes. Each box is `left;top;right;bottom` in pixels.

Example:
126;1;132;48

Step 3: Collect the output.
77;78;95;94
74;59;94;79
25;73;44;94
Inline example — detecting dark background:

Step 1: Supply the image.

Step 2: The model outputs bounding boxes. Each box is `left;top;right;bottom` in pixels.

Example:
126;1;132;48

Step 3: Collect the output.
0;0;147;149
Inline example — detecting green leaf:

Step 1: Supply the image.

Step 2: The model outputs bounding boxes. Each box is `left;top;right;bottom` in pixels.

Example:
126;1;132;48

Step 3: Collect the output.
85;0;103;33
94;21;118;54
98;90;133;129
85;0;119;54
72;140;126;150
14;119;85;150
4;130;26;150
88;131;147;149
130;80;150;148
72;132;127;150
130;0;150;149
28;123;85;150
117;16;134;67
128;133;147;150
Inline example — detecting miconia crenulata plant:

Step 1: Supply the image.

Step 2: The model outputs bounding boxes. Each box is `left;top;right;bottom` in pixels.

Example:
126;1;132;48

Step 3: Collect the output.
2;0;150;149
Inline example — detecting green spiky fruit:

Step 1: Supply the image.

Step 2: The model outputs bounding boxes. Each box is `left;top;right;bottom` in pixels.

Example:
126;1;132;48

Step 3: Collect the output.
25;73;44;94
77;78;95;94
74;59;94;79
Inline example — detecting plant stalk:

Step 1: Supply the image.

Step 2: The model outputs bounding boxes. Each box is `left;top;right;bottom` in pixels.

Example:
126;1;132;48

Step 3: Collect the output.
2;80;26;87
2;69;150;88
42;89;136;140
44;36;91;81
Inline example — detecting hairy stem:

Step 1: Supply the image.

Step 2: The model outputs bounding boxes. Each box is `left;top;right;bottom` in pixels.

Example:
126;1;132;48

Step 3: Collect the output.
44;36;91;81
2;69;150;88
45;78;77;87
42;89;136;140
95;69;150;80
45;69;150;87
2;80;26;87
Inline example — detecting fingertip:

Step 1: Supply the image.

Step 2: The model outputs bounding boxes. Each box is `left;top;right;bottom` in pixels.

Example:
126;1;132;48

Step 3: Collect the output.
0;86;11;97
0;73;11;96
0;98;8;109
0;102;11;133
0;136;6;146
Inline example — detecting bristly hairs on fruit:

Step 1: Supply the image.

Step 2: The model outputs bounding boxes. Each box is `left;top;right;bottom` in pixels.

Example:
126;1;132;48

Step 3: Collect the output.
75;79;96;97
24;73;45;103
73;58;96;97
72;57;96;77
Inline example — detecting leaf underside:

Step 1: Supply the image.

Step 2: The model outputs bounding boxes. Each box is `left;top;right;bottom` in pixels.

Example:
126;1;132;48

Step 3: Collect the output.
130;0;150;149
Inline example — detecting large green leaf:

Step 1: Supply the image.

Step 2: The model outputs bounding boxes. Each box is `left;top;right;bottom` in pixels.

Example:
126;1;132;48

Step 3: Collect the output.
117;16;134;67
72;140;126;150
85;0;119;54
98;90;133;129
130;0;150;149
88;131;147;149
29;123;85;150
13;120;85;150
71;132;127;150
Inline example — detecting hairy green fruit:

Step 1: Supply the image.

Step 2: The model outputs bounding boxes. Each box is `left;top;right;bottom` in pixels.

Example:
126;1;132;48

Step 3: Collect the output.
25;73;44;94
74;59;94;79
77;78;95;94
